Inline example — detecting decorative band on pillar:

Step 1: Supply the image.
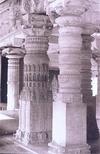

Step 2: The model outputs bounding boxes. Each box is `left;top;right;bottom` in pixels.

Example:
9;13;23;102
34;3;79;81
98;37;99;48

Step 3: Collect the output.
25;36;49;53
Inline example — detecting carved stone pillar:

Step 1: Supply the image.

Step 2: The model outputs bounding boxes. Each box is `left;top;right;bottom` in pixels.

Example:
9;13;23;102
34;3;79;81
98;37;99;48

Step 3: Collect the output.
48;1;90;154
4;47;24;110
16;14;52;145
81;34;99;140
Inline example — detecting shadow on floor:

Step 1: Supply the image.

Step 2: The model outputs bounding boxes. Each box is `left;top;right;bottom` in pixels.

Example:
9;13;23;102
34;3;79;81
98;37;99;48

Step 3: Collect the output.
89;137;100;154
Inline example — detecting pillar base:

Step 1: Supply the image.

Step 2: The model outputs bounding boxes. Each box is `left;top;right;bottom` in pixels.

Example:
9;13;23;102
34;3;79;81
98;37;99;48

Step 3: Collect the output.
16;130;52;145
48;142;91;154
15;129;25;142
23;131;52;145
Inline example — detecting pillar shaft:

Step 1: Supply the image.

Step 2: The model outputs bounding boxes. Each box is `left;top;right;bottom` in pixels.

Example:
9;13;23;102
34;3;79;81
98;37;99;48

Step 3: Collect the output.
48;2;90;151
16;14;52;144
7;58;20;110
5;48;24;110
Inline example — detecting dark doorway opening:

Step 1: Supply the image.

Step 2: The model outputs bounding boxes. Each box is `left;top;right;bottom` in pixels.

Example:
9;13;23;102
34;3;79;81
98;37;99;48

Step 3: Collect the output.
1;56;8;103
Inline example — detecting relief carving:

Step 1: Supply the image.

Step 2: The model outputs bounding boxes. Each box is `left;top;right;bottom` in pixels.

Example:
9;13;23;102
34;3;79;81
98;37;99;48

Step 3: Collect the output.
22;0;46;14
23;0;31;13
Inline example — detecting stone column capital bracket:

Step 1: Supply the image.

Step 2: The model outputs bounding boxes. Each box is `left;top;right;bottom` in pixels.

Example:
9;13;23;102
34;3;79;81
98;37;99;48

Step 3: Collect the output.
23;14;53;37
2;47;25;59
47;0;90;16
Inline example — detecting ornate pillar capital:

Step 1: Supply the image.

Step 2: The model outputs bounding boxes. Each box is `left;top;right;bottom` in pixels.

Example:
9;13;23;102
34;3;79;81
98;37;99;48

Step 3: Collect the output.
23;14;52;37
21;0;46;14
56;15;82;28
2;47;25;59
47;0;90;16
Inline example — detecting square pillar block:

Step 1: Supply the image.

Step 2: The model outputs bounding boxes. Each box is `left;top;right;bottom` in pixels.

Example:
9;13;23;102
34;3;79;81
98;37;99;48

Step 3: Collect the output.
49;100;90;154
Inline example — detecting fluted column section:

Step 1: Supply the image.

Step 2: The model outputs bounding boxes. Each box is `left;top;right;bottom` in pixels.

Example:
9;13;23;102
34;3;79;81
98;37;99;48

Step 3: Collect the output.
4;47;24;110
16;14;52;145
48;1;90;153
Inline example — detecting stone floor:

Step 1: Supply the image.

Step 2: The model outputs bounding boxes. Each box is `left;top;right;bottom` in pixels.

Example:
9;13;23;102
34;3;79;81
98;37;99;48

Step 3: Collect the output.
0;111;18;135
0;135;34;154
0;135;49;154
0;135;100;154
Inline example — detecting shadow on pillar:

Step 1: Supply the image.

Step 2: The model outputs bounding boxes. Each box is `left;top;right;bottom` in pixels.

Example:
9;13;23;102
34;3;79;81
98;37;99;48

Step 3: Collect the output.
1;56;8;103
87;96;99;141
19;58;24;94
49;68;59;84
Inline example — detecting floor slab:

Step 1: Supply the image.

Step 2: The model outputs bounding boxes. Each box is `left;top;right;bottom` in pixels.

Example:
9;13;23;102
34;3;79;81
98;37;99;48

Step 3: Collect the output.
0;110;19;135
0;135;100;154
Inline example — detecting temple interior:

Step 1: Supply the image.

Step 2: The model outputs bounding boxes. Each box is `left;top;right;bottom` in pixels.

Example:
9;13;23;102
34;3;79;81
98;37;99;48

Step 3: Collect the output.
0;0;100;154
